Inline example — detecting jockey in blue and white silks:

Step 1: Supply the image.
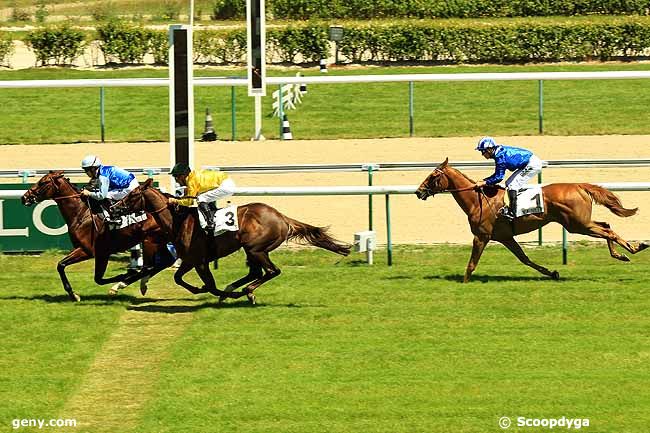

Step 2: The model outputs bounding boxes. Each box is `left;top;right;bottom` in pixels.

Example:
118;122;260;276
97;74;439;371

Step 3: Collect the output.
80;155;139;222
473;137;543;220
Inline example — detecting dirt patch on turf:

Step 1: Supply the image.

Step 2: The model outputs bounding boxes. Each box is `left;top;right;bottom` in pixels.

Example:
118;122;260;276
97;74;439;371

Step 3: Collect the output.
2;135;649;245
58;285;195;433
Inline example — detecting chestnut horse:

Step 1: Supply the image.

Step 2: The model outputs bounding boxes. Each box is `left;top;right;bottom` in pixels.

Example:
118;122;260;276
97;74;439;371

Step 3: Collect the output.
415;158;648;282
21;171;173;301
114;178;351;304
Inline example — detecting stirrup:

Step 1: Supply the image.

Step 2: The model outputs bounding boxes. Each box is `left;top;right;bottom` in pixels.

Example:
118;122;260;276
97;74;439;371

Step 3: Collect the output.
498;206;515;221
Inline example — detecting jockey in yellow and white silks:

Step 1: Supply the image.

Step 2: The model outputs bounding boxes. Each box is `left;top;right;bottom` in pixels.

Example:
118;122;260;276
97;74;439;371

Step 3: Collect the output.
168;162;236;233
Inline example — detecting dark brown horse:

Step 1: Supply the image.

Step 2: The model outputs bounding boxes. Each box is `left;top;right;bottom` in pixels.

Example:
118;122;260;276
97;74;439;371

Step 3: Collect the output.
415;158;649;282
114;178;351;304
21;171;173;301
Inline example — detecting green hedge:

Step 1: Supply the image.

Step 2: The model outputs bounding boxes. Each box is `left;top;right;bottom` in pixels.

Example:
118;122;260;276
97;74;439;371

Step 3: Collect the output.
20;19;650;67
0;34;14;67
97;21;152;64
338;20;650;63
24;26;86;66
230;0;650;19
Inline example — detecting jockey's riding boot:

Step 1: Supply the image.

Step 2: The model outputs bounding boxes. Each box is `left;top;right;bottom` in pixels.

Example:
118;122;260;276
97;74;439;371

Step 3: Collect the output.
503;189;518;221
101;201;120;223
198;202;215;233
498;190;517;222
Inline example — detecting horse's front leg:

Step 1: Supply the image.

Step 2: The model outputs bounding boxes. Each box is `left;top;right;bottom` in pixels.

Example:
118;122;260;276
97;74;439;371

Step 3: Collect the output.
57;247;91;302
464;235;489;283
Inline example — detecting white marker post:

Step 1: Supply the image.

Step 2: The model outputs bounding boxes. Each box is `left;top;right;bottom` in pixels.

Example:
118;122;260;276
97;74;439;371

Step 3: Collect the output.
246;0;266;140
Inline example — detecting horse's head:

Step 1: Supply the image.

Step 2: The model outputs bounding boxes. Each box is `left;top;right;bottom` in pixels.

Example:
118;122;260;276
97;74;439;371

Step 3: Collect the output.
112;178;149;215
22;171;67;206
112;178;166;215
415;158;450;201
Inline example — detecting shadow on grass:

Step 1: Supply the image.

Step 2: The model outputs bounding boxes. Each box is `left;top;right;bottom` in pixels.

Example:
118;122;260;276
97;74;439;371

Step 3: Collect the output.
424;274;561;283
0;292;322;312
128;300;312;314
0;293;144;304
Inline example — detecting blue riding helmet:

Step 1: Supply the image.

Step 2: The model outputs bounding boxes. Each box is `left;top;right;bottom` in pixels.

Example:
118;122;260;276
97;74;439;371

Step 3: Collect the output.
476;136;497;152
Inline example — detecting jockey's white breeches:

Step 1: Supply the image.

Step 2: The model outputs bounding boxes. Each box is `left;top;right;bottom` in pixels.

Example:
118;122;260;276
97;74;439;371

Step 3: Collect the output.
106;178;139;201
505;155;543;191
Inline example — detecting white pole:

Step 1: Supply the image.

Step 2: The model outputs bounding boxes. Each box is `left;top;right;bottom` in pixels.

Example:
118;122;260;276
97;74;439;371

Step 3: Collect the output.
254;95;265;140
190;0;195;26
366;239;373;265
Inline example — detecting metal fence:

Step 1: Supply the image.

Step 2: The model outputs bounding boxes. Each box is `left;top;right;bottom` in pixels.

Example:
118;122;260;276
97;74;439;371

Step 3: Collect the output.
3;70;650;140
3;180;649;265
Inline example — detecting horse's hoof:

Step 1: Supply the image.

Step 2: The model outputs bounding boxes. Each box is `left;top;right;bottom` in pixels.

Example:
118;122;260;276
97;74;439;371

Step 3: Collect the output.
140;277;150;296
551;270;560;280
247;293;256;305
617;254;630;262
109;281;127;296
70;292;81;302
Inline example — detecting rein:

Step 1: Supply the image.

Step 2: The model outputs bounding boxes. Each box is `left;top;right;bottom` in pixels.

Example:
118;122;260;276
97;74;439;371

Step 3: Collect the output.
445;185;479;193
150;203;170;214
52;193;81;201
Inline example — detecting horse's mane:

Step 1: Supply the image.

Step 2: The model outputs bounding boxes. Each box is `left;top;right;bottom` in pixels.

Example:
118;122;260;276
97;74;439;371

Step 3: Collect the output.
151;187;194;219
53;172;81;193
446;165;476;184
67;178;82;193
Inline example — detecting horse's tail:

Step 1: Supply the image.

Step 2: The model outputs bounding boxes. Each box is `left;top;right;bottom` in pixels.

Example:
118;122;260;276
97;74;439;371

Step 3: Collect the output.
580;183;638;217
283;216;351;256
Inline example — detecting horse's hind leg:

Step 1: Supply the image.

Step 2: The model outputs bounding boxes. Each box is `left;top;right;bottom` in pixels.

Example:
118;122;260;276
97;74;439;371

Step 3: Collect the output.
592;222;630;261
499;237;560;280
219;254;263;303
575;221;649;261
240;251;282;305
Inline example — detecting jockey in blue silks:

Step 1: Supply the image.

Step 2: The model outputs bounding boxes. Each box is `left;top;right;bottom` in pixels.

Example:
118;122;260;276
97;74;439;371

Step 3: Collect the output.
473;137;543;221
79;155;139;222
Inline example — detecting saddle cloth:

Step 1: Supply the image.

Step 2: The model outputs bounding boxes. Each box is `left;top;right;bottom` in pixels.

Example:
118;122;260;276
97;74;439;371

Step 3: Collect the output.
109;211;148;230
514;185;545;217
198;205;239;236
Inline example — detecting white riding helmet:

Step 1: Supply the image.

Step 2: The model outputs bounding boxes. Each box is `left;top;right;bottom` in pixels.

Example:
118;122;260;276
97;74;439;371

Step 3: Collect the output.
81;155;101;169
475;136;497;152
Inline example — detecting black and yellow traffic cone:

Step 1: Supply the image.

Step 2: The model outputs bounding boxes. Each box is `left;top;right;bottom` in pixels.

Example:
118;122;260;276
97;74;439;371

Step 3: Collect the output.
201;107;218;141
282;114;293;140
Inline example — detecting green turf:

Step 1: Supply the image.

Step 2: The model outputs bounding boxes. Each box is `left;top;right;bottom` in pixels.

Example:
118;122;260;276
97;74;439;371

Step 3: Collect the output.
1;63;650;143
0;243;649;432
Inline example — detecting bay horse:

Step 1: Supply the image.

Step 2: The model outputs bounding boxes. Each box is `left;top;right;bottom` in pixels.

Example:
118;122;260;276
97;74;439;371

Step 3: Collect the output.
415;158;649;282
21;171;173;301
114;178;351;304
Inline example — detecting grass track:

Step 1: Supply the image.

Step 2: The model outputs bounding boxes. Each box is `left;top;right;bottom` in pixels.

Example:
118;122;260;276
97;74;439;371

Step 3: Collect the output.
1;63;650;143
0;244;649;432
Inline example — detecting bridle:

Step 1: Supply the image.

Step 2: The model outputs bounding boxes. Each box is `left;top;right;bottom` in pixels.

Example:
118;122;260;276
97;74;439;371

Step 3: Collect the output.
27;174;81;203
